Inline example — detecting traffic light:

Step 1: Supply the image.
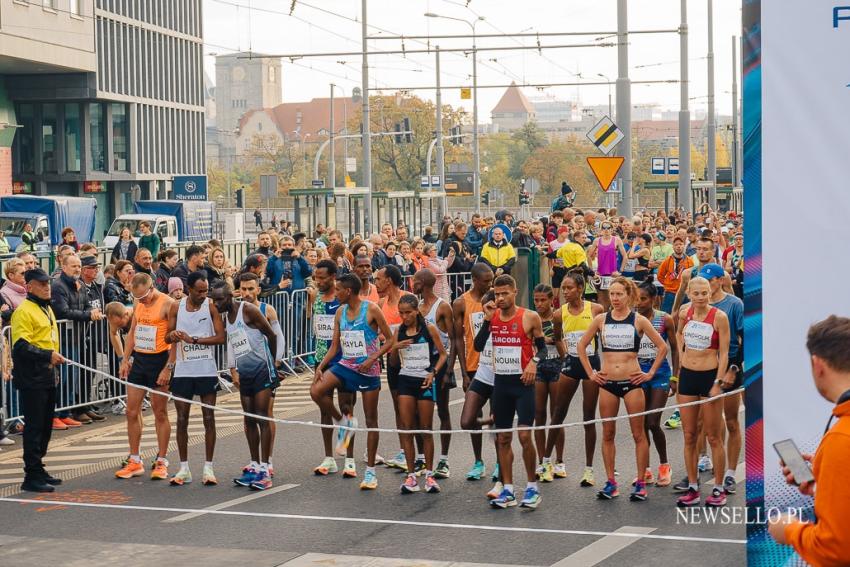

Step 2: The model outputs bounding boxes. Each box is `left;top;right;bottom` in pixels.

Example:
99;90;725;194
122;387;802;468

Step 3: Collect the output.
403;117;412;143
481;192;490;205
235;187;244;208
519;188;530;206
450;125;463;145
394;122;403;144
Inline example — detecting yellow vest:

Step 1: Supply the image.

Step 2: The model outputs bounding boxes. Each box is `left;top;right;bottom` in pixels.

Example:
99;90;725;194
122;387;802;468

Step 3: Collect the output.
11;299;60;352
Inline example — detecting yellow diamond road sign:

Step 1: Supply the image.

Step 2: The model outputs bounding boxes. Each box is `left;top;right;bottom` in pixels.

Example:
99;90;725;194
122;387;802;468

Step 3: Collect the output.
460;87;472;100
586;116;625;155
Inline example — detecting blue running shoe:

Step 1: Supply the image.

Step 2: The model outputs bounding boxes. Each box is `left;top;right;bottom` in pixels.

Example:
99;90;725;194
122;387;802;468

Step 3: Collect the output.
490;463;500;482
596;480;620;500
360;468;378;490
335;415;358;456
250;470;273;491
466;460;485;481
520;487;542;509
490;488;517;509
234;467;258;487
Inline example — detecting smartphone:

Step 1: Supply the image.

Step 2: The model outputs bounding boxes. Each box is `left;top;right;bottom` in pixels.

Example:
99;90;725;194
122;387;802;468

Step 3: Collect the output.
773;439;815;486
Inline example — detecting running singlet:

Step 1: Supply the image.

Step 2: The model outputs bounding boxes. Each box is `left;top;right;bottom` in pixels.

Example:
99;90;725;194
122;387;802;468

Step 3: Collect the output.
682;306;720;351
562;301;597;357
463;292;485;372
381;293;410;336
424;297;451;352
226;302;275;381
596;237;618;276
134;292;170;354
338;302;381;377
361;282;380;304
490;308;533;376
313;294;341;366
174;297;217;378
599;311;641;352
258;302;285;361
638;310;669;365
397;324;438;378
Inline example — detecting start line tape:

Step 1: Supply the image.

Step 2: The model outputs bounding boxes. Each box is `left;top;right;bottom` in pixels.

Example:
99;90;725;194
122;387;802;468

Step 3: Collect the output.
68;360;744;436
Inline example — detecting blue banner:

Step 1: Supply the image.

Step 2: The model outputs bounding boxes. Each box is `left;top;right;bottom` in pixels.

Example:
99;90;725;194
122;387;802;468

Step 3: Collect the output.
172;175;208;201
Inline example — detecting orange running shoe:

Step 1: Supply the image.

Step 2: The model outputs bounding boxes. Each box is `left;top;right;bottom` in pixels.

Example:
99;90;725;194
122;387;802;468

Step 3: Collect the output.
150;458;169;480
59;417;82;428
52;418;68;431
115;459;144;479
656;463;672;487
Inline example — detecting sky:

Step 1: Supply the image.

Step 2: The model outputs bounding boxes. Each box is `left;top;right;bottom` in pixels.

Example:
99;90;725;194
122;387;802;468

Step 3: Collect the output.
203;0;742;120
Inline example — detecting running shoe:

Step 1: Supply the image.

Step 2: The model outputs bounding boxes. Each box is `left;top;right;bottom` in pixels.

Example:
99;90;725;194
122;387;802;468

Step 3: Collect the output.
520;487;542;509
466;460;485;481
542;462;555;483
433;459;450;479
535;464;545;481
664;410;681;429
413;458;426;477
656;464;672;487
632;469;655;486
723;475;737;495
553;462;567;479
314;456;338;476
425;475;441;494
234;467;259;487
250;470;273;491
363;451;386;466
486;481;504;500
490;463;500;482
400;475;420;494
490;488;517;509
580;467;595;487
342;459;357;478
110;402;126;416
0;436;13;446
705;487;728;507
150;458;169;480
335;415;357;456
202;465;217;486
673;477;694;493
597;480;620;500
697;454;713;473
360;469;378;490
115;459;144;479
385;450;406;470
630;483;648;502
169;468;192;486
676;487;701;507
142;398;151;411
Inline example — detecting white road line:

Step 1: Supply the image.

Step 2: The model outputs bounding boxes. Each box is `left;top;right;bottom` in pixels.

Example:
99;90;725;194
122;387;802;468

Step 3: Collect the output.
43;452;129;462
449;398;465;406
550;526;656;567
0;464;84;476
1;497;746;544
162;483;300;523
0;478;23;485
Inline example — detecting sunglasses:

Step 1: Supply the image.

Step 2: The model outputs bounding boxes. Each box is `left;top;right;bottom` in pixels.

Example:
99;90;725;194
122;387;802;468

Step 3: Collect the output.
132;285;154;300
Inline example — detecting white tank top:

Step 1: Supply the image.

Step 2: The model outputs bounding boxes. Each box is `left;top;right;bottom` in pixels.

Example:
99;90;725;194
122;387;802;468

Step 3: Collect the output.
423;297;451;351
173;297;218;378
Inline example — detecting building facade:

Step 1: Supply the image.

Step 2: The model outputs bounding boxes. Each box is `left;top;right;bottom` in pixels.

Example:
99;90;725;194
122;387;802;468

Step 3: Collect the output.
2;0;205;239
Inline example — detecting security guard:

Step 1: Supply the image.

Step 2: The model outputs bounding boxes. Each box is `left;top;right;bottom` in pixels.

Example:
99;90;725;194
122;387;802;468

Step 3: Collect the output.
11;268;66;493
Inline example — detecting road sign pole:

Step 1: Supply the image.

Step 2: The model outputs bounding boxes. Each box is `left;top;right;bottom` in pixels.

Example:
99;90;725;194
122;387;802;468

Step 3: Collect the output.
361;0;373;234
435;46;447;220
616;0;633;217
706;0;717;210
678;0;693;214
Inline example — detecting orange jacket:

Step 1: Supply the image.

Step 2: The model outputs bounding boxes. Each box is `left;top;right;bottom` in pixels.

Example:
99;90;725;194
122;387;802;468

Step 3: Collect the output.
657;254;693;294
785;399;850;566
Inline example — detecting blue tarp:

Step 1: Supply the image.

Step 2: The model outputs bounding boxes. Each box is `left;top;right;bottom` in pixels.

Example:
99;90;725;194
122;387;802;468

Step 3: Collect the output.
133;200;216;241
0;195;97;246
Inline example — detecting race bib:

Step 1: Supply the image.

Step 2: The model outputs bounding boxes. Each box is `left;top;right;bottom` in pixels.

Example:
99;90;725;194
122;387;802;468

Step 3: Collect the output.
481;337;494;366
684;320;714;351
566;330;594;357
341;330;368;359
637;335;658;359
314;314;335;341
228;327;251;358
390;324;400;336
134;324;158;353
493;345;522;374
599;276;613;290
180;342;213;362
624;259;637;272
546;344;561;359
602;324;635;351
470;311;485;335
401;343;431;371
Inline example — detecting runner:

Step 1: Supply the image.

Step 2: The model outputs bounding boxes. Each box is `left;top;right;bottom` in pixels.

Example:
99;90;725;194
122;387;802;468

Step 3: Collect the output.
549;270;604;487
475;274;548;509
414;268;457;479
310;273;395;490
578;277;667;502
656;236;693;315
209;281;280;491
635;281;679;488
390;294;448;494
528;283;567;483
165;271;226;486
354;255;380;303
115;274;176;481
674;276;731;508
586;222;627;309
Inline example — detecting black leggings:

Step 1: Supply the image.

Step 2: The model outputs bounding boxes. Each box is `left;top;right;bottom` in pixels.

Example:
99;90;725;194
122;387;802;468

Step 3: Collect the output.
492;374;535;429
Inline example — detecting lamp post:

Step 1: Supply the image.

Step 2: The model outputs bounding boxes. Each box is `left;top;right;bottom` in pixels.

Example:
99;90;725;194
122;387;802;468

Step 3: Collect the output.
597;73;613;119
425;12;485;213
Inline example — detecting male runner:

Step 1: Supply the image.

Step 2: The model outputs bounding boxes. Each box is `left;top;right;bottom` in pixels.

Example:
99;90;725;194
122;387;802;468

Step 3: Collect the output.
310;274;395;490
354;255;380;303
115;274;176;481
475;274;548;509
209;281;280;491
165;271;225;486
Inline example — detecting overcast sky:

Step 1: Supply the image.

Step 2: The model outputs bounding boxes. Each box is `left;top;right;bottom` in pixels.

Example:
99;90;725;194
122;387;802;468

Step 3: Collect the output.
203;0;741;120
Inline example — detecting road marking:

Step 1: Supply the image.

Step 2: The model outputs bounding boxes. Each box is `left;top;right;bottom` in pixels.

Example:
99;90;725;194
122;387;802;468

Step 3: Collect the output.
449;398;465;406
550;526;656;567
2;497;746;544
0;464;84;476
735;461;745;484
162;483;300;522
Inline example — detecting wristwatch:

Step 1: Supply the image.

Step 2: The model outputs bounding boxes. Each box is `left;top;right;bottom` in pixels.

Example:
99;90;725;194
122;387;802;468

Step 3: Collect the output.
166;362;176;370
531;356;540;364
192;336;198;344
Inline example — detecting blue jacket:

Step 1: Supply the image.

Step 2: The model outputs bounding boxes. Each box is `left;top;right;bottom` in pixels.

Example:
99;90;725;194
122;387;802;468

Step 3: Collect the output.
464;228;485;256
276;254;312;292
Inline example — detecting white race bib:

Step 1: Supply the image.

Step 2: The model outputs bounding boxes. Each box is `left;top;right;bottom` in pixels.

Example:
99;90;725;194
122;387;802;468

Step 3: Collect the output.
401;343;431;371
134;324;158;353
546;344;561;359
314;314;335;341
470;311;485;335
228;327;251;358
599;276;613;290
493;345;522;374
683;320;714;351
566;330;595;357
341;330;368;359
602;324;635;351
390;323;400;336
180;342;213;362
637;335;658;359
624;259;637;272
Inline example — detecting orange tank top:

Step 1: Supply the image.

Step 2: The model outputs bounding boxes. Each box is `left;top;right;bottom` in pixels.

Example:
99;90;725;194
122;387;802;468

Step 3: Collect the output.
133;292;171;354
463;291;484;372
362;282;380;304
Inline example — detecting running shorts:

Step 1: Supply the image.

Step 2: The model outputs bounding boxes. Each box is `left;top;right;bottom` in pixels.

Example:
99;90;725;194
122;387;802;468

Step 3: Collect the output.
331;363;381;393
723;353;744;391
492;374;535;429
536;357;563;383
387;364;400;390
679;367;718;397
639;359;672;390
128;351;170;389
601;380;642;398
468;378;494;399
238;371;280;397
560;355;600;381
397;374;437;401
170;376;219;399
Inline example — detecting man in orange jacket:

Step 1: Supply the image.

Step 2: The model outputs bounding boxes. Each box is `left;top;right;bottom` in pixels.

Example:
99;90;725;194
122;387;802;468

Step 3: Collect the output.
656;236;692;314
769;315;850;566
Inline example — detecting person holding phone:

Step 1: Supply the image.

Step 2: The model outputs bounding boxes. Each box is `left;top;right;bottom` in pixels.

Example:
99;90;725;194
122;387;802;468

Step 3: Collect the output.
768;315;850;566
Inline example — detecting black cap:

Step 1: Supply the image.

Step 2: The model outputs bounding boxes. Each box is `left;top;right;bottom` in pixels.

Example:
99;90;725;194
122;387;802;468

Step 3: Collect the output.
81;256;101;268
24;268;50;283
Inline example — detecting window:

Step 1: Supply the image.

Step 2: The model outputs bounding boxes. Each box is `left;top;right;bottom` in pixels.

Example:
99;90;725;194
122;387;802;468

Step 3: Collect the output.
90;103;105;171
64;104;81;172
42;0;56;9
112;103;128;171
42;103;57;172
70;0;80;15
17;104;35;174
269;66;275;83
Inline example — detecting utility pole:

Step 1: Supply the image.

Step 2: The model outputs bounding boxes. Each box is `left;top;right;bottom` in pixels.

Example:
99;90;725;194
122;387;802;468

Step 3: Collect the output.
361;0;373;234
678;0;692;213
329;84;335;189
472;28;481;214
435;46;446;219
706;0;717;209
731;36;740;189
616;0;632;217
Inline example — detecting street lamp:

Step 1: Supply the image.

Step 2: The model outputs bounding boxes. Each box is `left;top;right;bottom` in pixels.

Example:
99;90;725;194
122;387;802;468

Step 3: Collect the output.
425;12;485;213
597;73;613;119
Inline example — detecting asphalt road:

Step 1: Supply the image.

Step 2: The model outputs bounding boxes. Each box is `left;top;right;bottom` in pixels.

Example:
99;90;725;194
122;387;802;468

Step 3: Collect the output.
0;376;746;567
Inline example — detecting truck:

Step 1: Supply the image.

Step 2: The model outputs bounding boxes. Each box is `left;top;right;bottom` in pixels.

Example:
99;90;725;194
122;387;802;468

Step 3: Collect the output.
103;200;217;249
0;195;98;252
